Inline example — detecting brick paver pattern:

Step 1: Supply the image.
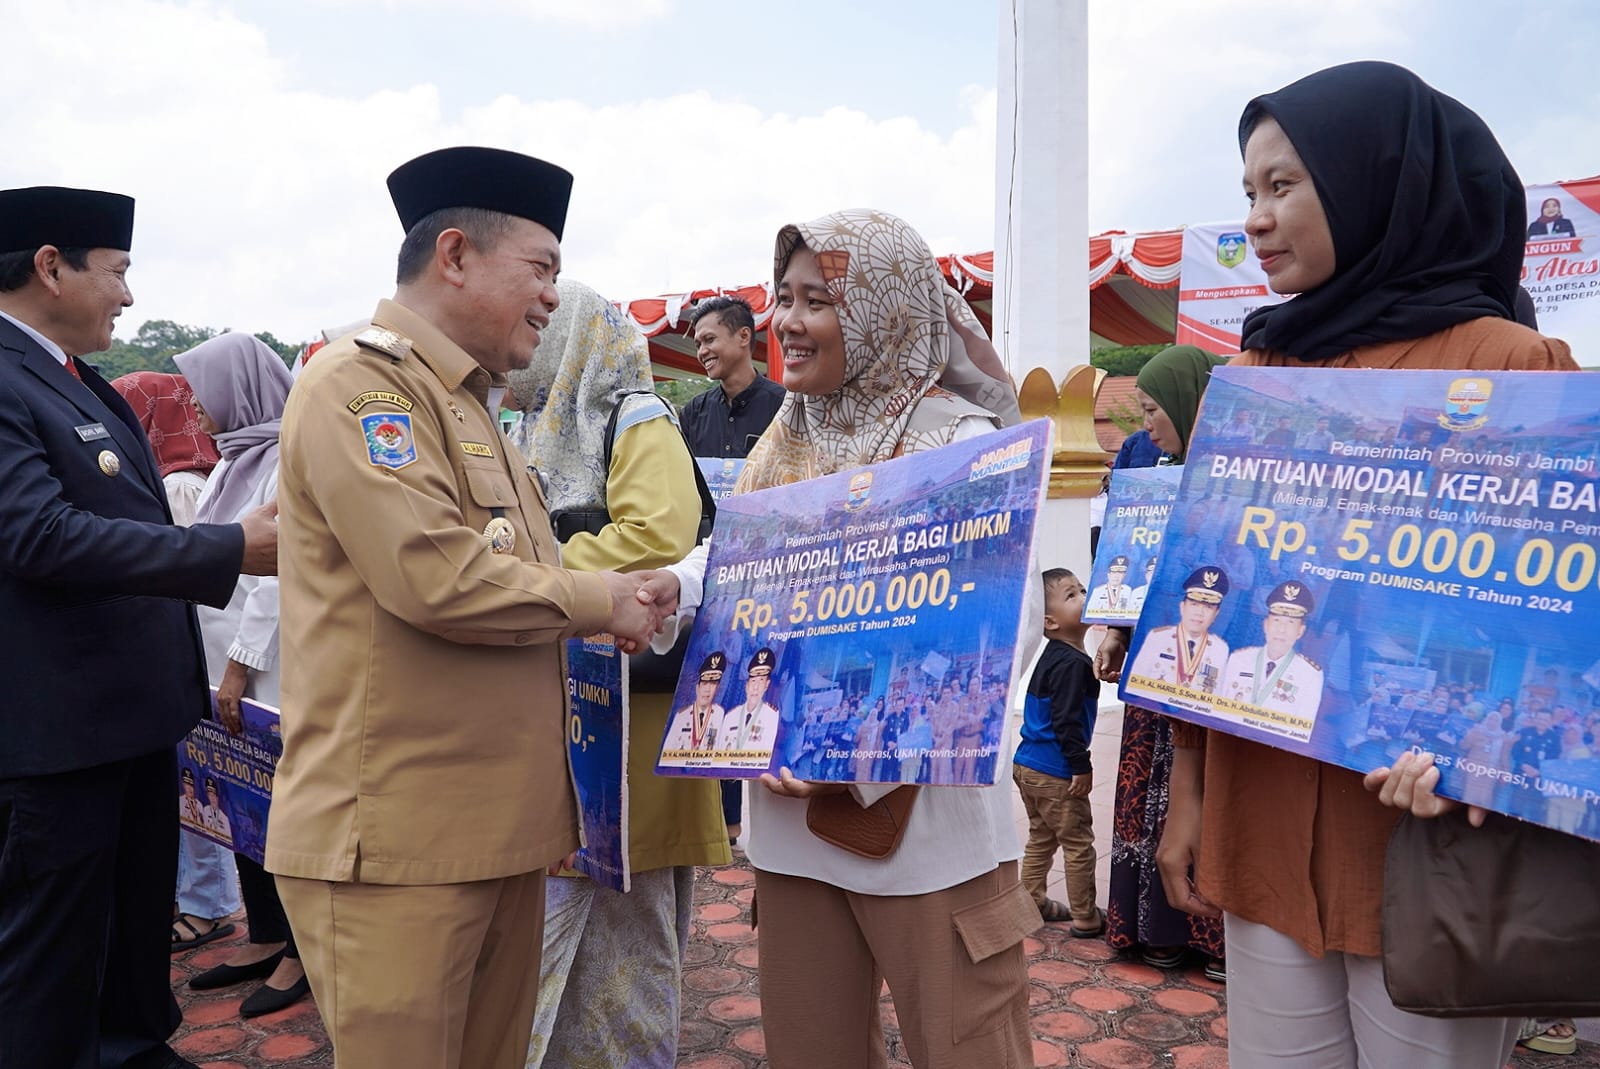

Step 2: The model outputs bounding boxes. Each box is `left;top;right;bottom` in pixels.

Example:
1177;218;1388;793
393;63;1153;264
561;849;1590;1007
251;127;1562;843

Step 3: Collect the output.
170;854;1592;1068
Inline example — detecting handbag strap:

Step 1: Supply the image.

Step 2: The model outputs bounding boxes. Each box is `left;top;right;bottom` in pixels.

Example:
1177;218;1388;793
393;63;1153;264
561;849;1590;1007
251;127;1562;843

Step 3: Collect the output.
602;390;717;542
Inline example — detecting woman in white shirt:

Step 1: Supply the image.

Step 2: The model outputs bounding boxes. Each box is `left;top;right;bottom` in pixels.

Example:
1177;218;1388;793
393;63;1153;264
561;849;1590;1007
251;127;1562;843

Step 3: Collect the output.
640;209;1038;1069
171;334;308;1019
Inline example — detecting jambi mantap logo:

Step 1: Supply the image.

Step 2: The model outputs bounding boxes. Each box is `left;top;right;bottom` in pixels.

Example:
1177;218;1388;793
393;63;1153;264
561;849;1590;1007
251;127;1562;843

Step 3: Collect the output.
1437;378;1494;431
1216;231;1247;269
844;470;873;512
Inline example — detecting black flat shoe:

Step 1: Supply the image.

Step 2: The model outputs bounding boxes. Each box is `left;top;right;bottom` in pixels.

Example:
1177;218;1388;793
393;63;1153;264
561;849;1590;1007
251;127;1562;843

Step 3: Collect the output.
239;974;311;1018
188;948;285;991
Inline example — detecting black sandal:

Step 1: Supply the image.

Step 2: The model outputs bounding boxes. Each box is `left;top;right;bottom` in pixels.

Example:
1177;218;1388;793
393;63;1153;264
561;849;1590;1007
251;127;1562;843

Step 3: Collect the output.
171;914;235;953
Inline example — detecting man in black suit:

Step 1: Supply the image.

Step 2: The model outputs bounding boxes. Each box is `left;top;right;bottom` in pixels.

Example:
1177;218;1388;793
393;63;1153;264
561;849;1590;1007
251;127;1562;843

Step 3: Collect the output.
0;186;278;1069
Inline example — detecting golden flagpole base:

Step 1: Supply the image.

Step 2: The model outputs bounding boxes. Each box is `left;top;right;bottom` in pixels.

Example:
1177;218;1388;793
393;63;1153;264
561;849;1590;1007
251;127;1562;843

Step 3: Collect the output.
1018;365;1116;499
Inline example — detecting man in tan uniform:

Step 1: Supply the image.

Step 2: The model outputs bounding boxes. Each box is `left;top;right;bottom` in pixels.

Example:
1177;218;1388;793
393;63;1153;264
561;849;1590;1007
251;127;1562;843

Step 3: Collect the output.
267;146;663;1069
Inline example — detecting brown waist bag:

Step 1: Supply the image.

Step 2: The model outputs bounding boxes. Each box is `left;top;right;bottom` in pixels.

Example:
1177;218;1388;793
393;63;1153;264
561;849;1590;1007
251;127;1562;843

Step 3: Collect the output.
805;785;921;859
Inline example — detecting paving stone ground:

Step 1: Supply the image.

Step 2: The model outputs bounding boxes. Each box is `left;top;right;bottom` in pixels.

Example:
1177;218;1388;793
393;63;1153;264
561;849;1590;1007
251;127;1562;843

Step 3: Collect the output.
170;702;1597;1067
171;855;1597;1068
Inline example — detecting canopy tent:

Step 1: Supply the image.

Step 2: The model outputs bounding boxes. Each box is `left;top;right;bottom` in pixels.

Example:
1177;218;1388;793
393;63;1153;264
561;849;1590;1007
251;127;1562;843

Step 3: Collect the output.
621;228;1185;381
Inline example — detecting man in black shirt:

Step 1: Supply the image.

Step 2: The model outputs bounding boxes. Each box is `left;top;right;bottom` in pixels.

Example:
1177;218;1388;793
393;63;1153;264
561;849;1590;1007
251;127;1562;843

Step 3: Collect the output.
1514;709;1564;779
679;296;784;845
679;295;784;459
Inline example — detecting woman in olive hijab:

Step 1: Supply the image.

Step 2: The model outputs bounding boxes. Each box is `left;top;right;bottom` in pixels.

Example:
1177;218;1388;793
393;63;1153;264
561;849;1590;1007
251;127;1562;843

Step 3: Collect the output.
1105;345;1227;975
1133;345;1225;462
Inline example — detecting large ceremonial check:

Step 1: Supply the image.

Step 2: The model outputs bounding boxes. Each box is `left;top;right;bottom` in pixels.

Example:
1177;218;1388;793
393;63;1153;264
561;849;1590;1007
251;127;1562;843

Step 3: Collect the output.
1121;367;1600;840
696;457;746;501
1082;465;1181;625
177;693;281;865
566;636;629;891
656;419;1051;784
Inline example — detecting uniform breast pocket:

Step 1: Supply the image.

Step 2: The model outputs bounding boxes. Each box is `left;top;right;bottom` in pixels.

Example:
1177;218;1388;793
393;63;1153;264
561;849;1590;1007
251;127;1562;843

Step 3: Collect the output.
462;463;531;559
463;464;518;512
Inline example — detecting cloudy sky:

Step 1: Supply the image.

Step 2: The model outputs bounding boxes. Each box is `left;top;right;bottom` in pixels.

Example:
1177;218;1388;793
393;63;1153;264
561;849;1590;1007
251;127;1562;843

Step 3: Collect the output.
4;0;1599;345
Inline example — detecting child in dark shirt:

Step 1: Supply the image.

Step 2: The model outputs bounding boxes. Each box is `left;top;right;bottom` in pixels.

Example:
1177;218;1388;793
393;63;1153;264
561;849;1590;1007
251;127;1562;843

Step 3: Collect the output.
1013;568;1102;933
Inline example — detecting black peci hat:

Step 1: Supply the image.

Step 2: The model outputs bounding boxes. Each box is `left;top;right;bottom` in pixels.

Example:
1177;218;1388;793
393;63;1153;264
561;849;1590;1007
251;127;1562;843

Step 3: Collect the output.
0;186;135;254
386;147;574;240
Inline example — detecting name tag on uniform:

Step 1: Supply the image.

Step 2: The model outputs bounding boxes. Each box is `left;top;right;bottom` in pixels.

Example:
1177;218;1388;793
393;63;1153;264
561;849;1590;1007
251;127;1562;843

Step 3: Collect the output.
75;422;110;442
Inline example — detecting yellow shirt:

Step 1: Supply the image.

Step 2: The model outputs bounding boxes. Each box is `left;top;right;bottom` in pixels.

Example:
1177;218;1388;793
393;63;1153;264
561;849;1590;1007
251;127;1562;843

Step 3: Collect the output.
540;403;730;871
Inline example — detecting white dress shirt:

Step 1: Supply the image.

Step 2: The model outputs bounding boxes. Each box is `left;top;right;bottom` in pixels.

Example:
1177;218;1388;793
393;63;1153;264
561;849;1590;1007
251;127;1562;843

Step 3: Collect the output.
0;308;70;366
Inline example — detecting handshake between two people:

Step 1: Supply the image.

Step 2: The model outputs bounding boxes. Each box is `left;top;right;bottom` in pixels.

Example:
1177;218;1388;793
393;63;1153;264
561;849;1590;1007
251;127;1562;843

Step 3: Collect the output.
236;502;691;655
595;569;684;654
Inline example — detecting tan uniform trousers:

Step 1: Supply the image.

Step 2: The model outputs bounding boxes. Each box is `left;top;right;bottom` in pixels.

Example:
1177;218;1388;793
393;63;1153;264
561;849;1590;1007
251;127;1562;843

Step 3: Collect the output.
753;861;1036;1069
276;870;546;1069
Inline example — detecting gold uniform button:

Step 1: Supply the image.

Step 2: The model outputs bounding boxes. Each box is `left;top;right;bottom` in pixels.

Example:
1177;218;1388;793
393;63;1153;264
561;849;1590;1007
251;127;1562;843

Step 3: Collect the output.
484;517;516;554
97;450;121;476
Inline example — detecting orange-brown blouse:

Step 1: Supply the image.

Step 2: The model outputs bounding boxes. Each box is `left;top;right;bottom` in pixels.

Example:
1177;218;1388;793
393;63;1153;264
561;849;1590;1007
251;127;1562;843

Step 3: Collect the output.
1171;315;1577;957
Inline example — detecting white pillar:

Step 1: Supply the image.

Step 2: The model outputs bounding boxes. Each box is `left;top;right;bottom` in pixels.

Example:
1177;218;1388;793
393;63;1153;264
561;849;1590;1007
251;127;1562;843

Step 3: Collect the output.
993;0;1090;385
995;0;1094;576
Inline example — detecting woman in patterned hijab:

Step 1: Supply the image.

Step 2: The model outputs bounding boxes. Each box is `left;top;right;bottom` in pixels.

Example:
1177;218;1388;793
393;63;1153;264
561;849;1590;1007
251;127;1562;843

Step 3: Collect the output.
738;208;1019;491
110;371;220;480
677;209;1035;1068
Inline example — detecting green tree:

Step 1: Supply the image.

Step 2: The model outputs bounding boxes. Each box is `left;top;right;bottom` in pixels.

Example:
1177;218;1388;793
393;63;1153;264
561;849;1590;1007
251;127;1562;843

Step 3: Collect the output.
91;319;210;378
87;320;306;379
655;375;712;409
132;319;218;355
1090;343;1169;378
253;331;302;366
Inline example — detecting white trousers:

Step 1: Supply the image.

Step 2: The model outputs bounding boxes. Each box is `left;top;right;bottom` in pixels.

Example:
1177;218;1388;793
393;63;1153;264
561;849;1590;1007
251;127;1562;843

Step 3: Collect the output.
1224;914;1521;1069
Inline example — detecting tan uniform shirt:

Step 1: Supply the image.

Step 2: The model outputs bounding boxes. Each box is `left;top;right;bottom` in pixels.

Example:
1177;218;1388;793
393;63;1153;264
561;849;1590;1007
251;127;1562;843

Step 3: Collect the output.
266;299;613;885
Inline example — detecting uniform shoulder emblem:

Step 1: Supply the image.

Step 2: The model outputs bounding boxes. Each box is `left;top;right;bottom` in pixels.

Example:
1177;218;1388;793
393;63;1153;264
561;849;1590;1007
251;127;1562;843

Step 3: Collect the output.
353;327;413;361
1301;656;1323;672
360;412;418;470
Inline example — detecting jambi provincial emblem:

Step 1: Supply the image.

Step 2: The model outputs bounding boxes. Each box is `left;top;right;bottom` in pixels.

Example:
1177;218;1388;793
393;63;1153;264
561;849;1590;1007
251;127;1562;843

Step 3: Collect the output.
1437;378;1493;431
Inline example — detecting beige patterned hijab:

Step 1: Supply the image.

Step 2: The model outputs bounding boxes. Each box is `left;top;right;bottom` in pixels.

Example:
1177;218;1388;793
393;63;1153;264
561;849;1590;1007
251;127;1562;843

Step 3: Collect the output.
738;209;1017;492
505;278;656;514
